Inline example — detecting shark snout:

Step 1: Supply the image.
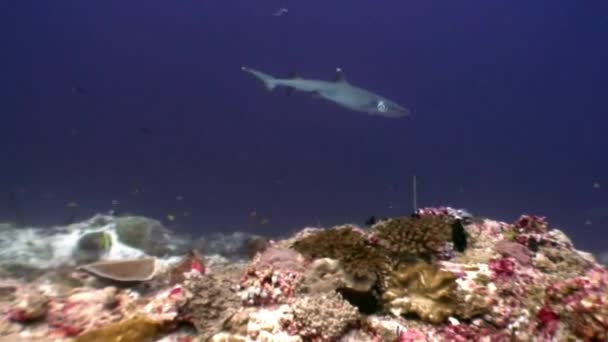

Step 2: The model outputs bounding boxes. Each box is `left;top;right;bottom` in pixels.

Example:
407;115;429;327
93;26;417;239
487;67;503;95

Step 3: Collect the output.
374;99;411;118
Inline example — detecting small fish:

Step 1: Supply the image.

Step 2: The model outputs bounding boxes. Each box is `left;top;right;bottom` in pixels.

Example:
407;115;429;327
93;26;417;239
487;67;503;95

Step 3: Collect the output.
249;211;257;217
183;211;191;217
111;199;120;206
131;188;141;196
593;182;601;189
176;195;184;201
259;218;270;225
139;127;152;135
272;7;288;16
66;201;79;208
364;216;377;226
166;214;176;222
585;219;593;225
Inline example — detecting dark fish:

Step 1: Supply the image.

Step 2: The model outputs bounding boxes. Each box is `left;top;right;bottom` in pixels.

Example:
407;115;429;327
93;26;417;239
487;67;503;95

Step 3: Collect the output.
364;216;376;226
71;85;87;95
139;127;152;135
451;220;468;252
364;216;387;226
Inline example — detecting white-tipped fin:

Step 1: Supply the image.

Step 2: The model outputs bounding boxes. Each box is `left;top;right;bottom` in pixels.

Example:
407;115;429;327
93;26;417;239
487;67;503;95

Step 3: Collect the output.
334;67;347;83
241;66;277;91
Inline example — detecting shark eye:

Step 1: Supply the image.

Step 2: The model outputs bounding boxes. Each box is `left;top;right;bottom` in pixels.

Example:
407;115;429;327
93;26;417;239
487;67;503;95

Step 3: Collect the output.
376;100;388;112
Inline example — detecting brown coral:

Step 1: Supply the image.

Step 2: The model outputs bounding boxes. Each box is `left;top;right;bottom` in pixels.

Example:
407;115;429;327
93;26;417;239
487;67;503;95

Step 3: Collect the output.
283;291;360;341
182;273;242;340
291;226;388;287
382;262;458;324
74;315;164;342
372;216;454;263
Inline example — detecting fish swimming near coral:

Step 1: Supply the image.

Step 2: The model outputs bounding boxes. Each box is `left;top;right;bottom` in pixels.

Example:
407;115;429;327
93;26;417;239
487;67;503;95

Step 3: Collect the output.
241;66;411;118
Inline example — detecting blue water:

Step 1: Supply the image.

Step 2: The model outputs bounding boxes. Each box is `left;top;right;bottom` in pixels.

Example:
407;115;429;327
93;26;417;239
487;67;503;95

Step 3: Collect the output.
1;1;607;253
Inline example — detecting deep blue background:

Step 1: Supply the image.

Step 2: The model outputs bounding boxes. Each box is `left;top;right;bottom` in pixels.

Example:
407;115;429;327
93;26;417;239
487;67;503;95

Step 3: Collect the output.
1;1;607;253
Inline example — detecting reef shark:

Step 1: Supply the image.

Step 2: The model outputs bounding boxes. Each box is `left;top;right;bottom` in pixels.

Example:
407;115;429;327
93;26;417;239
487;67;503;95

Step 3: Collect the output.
241;66;410;118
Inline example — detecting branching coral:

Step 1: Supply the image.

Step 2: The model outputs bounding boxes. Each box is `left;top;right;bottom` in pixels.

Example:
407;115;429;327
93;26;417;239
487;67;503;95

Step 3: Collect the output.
382;262;458;324
282;291;360;341
372;216;455;263
291;226;388;288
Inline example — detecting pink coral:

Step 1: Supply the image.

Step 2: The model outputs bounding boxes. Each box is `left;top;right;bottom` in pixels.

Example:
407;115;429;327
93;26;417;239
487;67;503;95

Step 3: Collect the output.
536;307;559;338
489;257;515;278
514;214;548;233
46;287;122;337
396;327;427;342
237;267;299;306
237;245;305;306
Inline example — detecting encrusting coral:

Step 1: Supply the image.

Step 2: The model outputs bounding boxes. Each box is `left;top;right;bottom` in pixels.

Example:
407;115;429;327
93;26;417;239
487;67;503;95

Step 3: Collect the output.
73;315;164;342
382;261;459;324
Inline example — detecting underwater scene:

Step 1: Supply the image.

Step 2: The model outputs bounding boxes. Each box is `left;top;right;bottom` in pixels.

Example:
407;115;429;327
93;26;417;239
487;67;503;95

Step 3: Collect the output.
1;1;607;341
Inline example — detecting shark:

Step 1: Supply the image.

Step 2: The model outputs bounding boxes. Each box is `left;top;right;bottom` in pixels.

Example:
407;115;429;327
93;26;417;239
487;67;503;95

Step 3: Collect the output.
241;66;411;118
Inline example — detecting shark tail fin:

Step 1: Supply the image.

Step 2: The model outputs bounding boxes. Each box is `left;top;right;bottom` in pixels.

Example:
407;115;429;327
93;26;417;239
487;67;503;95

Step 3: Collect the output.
241;66;277;91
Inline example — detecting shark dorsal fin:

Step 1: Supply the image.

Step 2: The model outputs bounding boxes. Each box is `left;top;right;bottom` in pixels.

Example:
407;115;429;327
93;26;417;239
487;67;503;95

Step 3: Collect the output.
334;67;347;83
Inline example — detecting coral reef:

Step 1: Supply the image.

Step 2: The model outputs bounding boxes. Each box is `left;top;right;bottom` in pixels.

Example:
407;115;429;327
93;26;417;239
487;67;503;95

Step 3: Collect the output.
281;291;360;341
181;272;242;340
371;216;456;263
382;261;458;324
291;225;388;290
0;210;606;341
73;315;164;342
